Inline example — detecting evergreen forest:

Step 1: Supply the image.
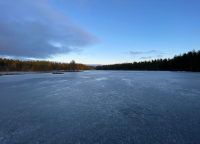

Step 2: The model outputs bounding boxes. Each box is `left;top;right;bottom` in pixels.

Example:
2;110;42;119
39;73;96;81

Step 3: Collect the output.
96;50;200;72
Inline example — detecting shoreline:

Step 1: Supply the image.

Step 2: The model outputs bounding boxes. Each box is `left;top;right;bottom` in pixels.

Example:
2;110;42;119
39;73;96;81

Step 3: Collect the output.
1;70;198;76
0;70;84;76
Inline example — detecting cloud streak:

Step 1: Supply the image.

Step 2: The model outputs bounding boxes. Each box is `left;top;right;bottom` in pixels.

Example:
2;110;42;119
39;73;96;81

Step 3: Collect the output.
125;50;164;60
140;56;152;59
129;50;162;55
0;0;101;59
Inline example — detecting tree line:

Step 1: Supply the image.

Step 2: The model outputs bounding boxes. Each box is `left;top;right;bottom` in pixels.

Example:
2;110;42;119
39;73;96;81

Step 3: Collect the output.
0;59;92;71
96;50;200;72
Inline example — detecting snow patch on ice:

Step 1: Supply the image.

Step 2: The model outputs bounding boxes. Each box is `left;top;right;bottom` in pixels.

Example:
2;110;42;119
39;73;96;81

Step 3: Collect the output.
76;82;82;84
57;80;68;82
95;78;107;81
37;87;46;90
94;93;102;95
38;80;51;84
80;76;90;78
46;94;57;97
11;85;18;88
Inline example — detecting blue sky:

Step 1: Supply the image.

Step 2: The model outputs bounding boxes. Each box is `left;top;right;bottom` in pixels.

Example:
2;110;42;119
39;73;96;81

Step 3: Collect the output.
0;0;200;64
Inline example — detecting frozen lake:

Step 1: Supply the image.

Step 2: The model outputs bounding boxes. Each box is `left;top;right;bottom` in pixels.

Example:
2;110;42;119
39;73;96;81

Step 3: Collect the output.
0;71;200;143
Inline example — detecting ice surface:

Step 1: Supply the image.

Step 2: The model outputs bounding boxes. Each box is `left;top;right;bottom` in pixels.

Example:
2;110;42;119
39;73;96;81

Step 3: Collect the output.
0;71;200;143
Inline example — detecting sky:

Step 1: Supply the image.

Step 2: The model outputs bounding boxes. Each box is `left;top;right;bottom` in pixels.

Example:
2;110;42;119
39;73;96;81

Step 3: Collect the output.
0;0;200;64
